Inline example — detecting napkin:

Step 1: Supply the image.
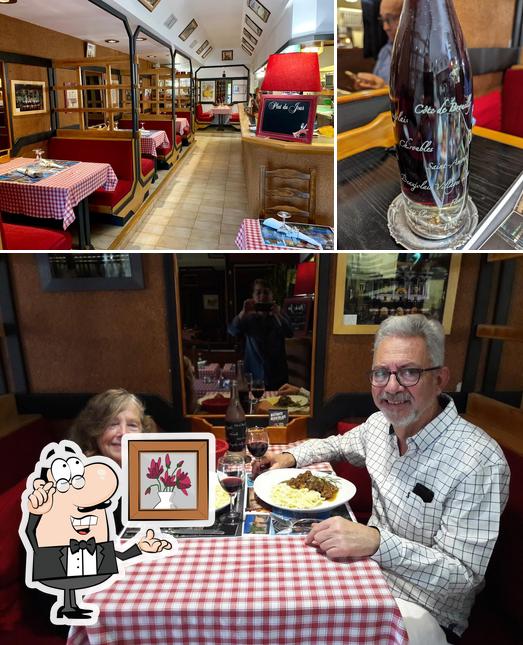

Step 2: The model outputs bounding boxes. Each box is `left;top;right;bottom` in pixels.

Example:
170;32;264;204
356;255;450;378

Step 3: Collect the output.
40;160;63;169
262;217;323;249
15;167;43;178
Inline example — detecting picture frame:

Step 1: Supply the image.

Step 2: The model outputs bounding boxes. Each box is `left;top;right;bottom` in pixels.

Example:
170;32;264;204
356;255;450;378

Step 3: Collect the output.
332;253;461;334
11;80;47;116
85;42;97;58
241;45;252;56
64;87;79;111
202;46;213;59
241;39;254;53
196;40;209;55
37;253;145;292
179;18;198;42
200;79;215;102
247;0;271;23
243;28;258;46
245;14;263;37
138;0;162;11
222;49;233;61
122;433;215;527
256;94;318;144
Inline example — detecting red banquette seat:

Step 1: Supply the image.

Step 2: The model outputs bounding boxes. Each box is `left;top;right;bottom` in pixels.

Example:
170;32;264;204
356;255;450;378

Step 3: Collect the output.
196;103;213;123
473;68;523;137
0;219;73;250
47;138;135;214
118;119;177;160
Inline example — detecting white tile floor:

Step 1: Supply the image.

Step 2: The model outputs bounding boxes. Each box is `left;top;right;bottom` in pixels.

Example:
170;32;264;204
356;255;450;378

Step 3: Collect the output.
102;129;248;250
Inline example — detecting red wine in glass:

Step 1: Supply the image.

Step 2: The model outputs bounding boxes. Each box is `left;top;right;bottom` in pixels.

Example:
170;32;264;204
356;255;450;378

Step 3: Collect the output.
246;427;269;479
217;453;245;525
247;441;268;458
251;387;265;400
220;476;243;494
389;0;473;239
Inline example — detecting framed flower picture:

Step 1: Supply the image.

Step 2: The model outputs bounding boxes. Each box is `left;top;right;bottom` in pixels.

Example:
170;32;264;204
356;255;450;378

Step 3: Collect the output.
122;433;215;527
222;50;233;61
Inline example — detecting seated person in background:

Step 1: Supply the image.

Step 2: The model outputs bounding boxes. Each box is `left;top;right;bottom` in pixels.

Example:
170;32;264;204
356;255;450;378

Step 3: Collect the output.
256;315;509;645
69;388;155;466
347;0;403;91
278;383;310;397
228;278;293;390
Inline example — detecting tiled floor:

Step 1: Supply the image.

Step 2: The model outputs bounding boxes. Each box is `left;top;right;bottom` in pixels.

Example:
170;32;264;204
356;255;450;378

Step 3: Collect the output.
113;129;248;250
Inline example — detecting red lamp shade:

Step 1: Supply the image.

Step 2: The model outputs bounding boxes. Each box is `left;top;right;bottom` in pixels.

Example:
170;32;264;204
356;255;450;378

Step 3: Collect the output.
294;262;316;296
261;53;321;92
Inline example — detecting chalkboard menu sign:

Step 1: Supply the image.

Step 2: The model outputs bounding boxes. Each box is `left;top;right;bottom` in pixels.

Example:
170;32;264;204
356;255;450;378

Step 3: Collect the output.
282;296;313;338
256;94;318;144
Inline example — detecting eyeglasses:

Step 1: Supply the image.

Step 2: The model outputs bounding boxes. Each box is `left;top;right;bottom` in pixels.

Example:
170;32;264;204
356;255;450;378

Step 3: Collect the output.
378;14;401;26
369;366;442;387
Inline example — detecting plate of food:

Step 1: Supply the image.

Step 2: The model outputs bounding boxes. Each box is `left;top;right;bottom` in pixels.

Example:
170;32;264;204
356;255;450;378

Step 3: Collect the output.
253;468;356;513
262;394;309;413
200;393;230;413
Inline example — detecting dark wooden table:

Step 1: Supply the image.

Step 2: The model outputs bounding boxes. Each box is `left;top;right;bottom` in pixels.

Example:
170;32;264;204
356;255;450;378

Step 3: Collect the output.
337;135;523;250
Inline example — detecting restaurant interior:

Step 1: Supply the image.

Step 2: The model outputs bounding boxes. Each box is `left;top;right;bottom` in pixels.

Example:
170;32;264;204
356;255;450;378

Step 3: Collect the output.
0;0;334;251
0;251;522;644
337;0;523;251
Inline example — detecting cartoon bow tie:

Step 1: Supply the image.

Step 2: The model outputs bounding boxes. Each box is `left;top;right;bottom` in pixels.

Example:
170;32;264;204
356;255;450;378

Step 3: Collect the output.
69;537;96;555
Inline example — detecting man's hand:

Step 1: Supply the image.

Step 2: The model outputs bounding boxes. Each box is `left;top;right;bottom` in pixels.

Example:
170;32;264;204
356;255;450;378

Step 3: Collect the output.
355;73;386;90
28;479;56;515
305;517;380;558
138;528;172;553
278;383;301;396
239;298;256;318
251;452;296;478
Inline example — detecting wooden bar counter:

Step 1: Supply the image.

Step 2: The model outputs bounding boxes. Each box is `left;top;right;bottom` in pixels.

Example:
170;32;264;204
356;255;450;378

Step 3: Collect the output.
239;105;334;227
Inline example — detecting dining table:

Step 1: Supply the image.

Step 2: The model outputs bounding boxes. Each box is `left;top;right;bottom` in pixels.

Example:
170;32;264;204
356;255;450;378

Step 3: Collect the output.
66;440;408;645
211;105;232;130
236;218;334;251
175;117;190;136
139;129;171;157
0;157;117;249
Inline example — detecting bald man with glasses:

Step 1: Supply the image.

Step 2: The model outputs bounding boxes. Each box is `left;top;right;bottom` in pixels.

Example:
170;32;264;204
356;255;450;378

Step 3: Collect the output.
258;315;509;644
351;0;404;91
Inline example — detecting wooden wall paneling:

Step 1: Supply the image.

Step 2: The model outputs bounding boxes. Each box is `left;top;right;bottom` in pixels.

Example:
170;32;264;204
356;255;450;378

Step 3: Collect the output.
497;259;523;391
7;254;173;401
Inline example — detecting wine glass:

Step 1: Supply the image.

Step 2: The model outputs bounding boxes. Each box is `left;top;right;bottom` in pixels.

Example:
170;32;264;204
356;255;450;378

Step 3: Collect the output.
217;452;245;525
251;378;265;413
246;427;269;480
276;210;291;232
245;372;253;412
140;121;145;131
32;148;44;165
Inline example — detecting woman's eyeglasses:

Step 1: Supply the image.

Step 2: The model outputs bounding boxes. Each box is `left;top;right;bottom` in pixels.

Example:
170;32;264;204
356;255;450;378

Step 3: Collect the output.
369;366;442;387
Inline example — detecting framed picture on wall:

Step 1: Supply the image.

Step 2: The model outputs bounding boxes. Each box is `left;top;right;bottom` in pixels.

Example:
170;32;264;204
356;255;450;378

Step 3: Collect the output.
37;253;145;292
243;28;258;46
10;80;47;116
202;46;213;59
332;253;461;334
196;40;209;55
241;45;252;56
200;80;215;102
138;0;162;11
85;42;97;58
64;87;79;111
122;433;214;527
179;19;198;42
245;15;263;37
221;50;233;61
247;0;271;23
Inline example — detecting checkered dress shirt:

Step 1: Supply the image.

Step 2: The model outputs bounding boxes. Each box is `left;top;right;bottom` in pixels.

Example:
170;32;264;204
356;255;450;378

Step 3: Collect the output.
288;395;510;636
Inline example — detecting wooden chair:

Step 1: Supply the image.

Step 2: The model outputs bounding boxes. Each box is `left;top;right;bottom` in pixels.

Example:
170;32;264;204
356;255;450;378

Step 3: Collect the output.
259;166;316;224
337;111;395;161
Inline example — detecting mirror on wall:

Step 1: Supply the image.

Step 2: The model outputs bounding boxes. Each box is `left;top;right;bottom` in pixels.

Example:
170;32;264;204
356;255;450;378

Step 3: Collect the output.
0;62;12;155
176;254;318;418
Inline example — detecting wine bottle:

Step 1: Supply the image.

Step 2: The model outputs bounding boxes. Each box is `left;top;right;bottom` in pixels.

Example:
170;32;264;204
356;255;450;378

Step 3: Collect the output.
225;380;246;452
236;360;251;414
389;0;474;240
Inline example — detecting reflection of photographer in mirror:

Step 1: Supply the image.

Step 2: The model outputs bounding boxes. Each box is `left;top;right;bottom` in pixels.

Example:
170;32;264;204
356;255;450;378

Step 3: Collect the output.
228;279;293;390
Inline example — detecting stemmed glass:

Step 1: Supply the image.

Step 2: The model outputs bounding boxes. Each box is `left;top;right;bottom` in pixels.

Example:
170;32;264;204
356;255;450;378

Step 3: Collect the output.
251;378;265;413
217;453;245;525
32;148;44;165
277;210;291;232
246;427;269;480
140;121;145;131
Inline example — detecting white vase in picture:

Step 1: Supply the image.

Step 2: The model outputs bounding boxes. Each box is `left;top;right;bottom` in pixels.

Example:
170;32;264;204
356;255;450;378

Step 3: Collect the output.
154;491;175;509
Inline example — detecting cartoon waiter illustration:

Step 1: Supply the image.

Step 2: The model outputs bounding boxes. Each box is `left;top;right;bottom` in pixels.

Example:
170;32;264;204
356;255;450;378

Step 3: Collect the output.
19;440;174;625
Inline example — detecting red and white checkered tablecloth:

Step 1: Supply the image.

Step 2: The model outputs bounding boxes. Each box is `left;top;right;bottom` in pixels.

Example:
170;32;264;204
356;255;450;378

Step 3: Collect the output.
0;157;117;229
235;218;294;251
222;362;236;379
198;362;221;380
140;129;170;157
175;117;190;135
67;537;407;645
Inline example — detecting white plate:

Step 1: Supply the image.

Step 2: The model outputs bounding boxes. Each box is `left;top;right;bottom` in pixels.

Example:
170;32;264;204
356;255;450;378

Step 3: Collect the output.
253;468;356;513
212;472;230;511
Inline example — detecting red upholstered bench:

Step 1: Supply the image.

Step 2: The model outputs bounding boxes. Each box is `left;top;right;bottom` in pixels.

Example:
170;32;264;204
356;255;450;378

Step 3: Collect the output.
196;103;213;124
473;90;502;131
229;112;240;123
0;219;72;250
118;119;175;165
502;68;523;138
47;138;134;215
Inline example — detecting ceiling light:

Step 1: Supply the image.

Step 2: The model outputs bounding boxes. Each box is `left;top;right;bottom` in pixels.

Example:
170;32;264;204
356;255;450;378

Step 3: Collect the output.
136;37;147;41
105;39;119;44
0;0;18;4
